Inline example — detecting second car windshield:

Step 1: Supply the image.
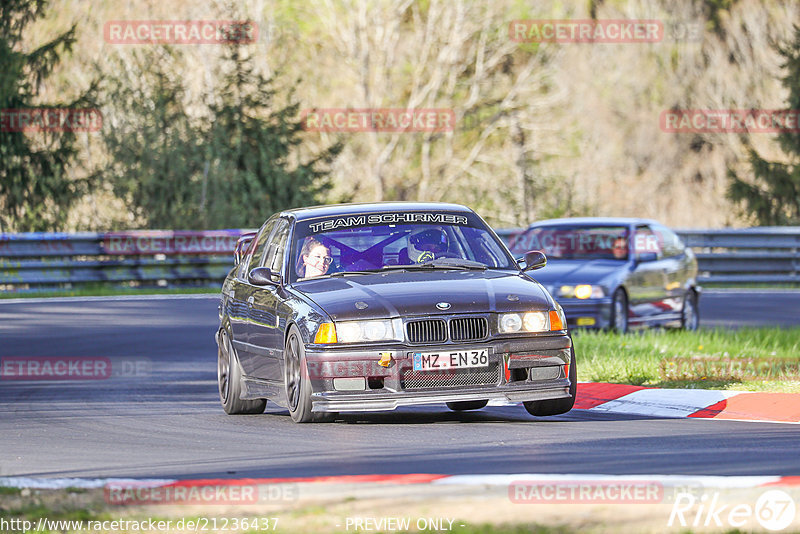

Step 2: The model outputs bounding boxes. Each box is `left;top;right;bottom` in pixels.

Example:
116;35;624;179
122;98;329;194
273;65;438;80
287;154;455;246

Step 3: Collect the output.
290;214;514;281
510;226;629;260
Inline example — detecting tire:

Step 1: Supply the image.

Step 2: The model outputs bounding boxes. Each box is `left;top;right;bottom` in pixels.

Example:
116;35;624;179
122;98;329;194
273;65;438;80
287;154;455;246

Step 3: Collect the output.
446;400;488;411
218;329;266;415
610;287;629;333
681;290;699;331
523;346;577;417
284;326;336;423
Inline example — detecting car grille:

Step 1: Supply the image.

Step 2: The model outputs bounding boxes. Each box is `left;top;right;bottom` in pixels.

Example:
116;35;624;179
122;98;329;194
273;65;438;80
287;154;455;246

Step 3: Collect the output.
406;319;447;343
401;364;501;390
405;317;488;343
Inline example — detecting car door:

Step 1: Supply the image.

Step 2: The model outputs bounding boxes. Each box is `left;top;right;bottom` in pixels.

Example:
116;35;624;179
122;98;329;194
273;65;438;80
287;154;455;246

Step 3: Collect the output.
245;218;291;381
232;218;277;375
651;223;688;315
627;224;670;322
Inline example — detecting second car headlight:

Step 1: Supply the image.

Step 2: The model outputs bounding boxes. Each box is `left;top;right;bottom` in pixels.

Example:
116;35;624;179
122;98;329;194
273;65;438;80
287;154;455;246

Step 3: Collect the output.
499;308;566;333
335;319;401;343
499;311;550;333
559;284;605;299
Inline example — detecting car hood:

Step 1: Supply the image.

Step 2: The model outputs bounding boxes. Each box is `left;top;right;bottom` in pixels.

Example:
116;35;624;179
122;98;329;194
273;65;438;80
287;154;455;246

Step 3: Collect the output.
530;259;628;287
294;270;552;321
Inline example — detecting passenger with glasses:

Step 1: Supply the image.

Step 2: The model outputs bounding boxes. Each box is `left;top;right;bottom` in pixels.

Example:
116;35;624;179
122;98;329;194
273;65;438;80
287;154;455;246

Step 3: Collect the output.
299;237;333;278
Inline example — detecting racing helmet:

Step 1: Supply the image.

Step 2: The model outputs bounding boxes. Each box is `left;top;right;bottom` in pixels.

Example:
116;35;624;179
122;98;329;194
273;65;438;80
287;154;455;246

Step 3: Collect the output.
408;227;448;263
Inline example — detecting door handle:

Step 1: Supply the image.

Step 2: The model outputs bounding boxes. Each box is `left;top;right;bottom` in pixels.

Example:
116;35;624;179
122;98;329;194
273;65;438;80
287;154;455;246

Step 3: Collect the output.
247;296;254;306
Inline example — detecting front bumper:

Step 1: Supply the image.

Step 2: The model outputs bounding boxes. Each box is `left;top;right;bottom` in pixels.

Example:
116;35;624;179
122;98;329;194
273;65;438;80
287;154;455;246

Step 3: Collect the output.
304;334;573;412
557;297;613;330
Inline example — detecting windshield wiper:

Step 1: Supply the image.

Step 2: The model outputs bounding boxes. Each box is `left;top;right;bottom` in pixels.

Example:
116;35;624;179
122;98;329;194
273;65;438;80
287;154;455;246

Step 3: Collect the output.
383;260;487;271
329;260;488;276
329;269;385;277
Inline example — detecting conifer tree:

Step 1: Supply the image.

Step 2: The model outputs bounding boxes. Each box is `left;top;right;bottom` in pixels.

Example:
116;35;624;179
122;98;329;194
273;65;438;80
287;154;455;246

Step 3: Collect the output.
0;0;93;231
728;25;800;225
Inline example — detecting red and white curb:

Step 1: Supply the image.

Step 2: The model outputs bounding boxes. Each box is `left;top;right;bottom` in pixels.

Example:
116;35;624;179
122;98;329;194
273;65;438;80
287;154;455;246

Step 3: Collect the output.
1;473;799;490
2;473;800;490
575;382;800;424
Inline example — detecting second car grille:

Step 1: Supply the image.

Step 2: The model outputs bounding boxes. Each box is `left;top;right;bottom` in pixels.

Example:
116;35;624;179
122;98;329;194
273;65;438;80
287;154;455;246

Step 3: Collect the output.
406;317;488;343
450;317;488;342
406;319;447;343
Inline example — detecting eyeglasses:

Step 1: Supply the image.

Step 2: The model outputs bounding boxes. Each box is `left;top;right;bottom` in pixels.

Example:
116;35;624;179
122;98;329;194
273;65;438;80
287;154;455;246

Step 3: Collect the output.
308;254;333;265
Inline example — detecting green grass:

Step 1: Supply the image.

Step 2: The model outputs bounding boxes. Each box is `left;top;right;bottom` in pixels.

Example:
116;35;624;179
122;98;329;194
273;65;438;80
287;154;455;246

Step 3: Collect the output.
574;328;800;391
701;283;800;289
0;285;218;299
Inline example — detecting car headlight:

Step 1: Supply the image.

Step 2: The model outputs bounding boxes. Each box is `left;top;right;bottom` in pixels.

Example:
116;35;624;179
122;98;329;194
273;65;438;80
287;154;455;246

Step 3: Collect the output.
558;284;605;299
499;311;564;333
315;319;402;344
499;313;523;333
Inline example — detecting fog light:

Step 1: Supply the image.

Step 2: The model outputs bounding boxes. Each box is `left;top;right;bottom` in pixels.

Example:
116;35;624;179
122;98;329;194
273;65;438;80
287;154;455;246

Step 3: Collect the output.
333;377;366;391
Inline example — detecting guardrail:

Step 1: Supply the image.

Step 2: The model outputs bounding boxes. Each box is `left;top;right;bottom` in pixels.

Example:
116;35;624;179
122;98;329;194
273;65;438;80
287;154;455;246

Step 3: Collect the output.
495;227;800;285
0;230;249;291
1;227;798;292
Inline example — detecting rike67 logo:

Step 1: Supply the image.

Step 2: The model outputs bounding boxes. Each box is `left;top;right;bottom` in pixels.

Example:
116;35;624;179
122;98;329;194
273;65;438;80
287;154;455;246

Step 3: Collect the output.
669;489;796;531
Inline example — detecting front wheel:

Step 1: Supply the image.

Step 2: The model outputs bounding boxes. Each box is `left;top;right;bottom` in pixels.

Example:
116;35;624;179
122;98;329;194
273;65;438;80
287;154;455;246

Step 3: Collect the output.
681;290;700;331
218;329;266;415
523;346;577;417
284;326;336;423
610;288;629;333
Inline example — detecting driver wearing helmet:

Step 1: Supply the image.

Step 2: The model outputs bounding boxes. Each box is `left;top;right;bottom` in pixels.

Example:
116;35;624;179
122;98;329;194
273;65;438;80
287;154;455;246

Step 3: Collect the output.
406;227;449;263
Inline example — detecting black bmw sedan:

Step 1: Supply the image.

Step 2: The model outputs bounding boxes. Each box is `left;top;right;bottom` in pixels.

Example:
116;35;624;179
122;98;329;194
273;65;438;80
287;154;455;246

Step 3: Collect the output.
216;202;576;422
508;217;700;333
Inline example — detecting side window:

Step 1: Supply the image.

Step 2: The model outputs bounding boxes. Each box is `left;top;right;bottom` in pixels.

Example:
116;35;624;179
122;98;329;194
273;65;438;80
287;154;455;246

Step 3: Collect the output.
652;224;685;258
634;225;663;260
264;219;291;274
242;219;277;278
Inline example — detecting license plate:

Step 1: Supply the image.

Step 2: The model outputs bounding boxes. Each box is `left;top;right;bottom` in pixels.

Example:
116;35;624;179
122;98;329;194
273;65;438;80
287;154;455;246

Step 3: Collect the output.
577;317;596;326
412;349;489;371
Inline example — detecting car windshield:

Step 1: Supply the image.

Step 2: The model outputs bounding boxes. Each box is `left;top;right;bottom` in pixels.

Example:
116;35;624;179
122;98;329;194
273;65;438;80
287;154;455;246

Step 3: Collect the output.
510;225;630;260
290;211;515;281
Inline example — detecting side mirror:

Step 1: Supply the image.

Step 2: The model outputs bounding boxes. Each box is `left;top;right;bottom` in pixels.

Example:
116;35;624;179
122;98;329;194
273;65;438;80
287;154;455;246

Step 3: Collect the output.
522;250;547;272
636;252;658;263
234;233;256;264
248;267;279;286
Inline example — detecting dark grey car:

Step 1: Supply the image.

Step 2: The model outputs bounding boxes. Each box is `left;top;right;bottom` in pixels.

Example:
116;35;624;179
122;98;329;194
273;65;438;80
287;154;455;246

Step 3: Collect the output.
508;217;700;332
216;202;576;423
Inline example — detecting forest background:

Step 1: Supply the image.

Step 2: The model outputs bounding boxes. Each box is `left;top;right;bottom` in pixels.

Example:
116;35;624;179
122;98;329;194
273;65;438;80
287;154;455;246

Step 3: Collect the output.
2;0;799;232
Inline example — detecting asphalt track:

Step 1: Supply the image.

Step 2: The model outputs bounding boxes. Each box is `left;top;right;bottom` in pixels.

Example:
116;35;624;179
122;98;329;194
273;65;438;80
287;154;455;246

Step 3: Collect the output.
1;291;799;481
